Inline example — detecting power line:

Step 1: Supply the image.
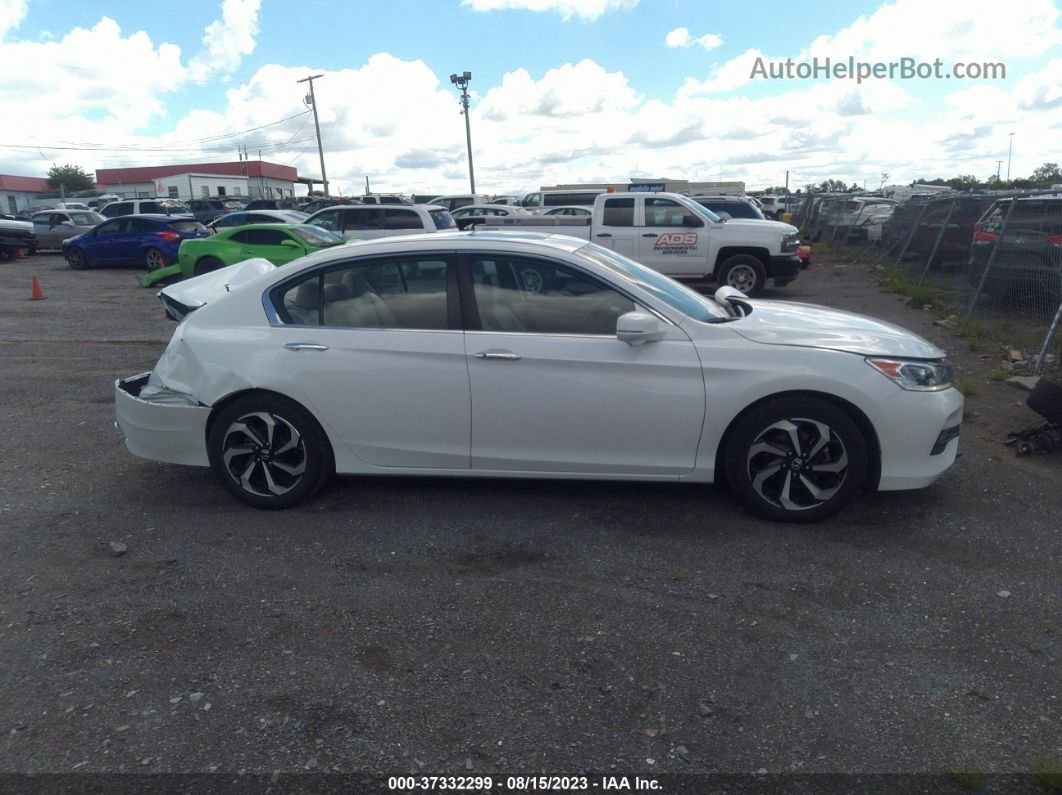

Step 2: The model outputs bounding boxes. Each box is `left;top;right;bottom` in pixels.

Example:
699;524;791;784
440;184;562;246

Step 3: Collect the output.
2;110;314;154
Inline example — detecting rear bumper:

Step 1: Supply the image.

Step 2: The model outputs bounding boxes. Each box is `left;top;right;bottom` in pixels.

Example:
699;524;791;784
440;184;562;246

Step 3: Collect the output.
115;374;211;467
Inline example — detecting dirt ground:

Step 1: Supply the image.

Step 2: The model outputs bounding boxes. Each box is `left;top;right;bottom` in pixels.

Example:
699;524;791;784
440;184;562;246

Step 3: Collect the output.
0;250;1058;794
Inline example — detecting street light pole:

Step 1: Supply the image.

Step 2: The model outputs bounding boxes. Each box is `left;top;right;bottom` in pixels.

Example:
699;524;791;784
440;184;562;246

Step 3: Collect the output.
1006;132;1014;183
449;71;475;193
298;73;329;196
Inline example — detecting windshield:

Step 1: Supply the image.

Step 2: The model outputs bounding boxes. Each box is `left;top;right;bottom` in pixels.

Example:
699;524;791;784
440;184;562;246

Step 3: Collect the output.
688;203;722;224
578;243;730;322
69;212;105;225
291;225;343;245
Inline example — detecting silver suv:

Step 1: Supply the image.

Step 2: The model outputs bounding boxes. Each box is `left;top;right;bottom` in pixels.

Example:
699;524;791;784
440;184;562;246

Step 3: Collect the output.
100;199;191;218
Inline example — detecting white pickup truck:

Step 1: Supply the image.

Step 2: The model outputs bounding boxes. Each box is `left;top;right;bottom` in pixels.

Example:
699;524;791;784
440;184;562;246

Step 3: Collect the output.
461;192;802;296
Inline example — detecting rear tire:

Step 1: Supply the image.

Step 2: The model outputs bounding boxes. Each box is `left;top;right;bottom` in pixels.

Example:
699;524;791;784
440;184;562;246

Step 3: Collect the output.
724;396;868;523
718;255;767;296
194;257;225;276
208;393;334;509
144;247;166;271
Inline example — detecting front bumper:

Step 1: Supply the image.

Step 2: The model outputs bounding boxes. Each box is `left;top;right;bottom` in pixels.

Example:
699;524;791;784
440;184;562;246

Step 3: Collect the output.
768;254;801;286
115;374;211;467
876;386;964;490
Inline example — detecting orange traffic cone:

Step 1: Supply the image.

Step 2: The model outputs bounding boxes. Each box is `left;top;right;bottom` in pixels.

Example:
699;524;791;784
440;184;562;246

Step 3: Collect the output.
30;276;45;300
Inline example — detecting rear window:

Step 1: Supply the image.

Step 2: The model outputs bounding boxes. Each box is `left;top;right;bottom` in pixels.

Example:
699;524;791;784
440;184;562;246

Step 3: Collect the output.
170;220;208;234
430;209;455;230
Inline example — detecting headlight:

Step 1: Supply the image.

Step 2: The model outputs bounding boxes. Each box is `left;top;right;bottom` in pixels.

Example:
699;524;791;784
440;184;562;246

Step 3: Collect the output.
866;357;953;391
781;232;800;252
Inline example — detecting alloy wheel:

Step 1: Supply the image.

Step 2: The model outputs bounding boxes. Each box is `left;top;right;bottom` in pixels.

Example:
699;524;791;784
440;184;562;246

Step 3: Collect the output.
745;417;849;512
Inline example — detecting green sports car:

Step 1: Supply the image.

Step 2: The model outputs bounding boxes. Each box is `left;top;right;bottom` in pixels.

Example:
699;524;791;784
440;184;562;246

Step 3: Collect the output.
141;223;345;287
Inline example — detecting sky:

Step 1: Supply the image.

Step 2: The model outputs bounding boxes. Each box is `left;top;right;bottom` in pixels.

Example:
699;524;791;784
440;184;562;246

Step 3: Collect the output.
0;0;1059;196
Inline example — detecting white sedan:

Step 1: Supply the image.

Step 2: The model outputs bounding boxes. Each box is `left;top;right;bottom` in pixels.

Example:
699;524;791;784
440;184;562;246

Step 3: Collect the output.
450;204;529;218
115;232;962;522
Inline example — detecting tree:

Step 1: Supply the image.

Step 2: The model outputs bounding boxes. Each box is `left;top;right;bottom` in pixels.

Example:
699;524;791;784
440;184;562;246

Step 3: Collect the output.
47;164;94;194
1030;162;1062;185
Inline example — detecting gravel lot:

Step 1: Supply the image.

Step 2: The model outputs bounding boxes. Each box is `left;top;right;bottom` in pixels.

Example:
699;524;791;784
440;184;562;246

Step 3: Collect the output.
0;252;1059;793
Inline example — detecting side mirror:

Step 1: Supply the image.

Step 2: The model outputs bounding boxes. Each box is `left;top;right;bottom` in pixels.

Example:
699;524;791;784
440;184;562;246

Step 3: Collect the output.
280;239;301;248
616;311;666;346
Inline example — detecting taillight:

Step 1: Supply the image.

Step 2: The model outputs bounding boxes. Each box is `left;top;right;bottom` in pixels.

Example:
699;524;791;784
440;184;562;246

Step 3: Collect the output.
155;229;181;243
1048;234;1062;247
971;224;997;245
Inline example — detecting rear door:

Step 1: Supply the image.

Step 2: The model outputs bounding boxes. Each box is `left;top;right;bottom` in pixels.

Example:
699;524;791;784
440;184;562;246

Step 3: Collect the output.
266;253;470;469
592;196;637;257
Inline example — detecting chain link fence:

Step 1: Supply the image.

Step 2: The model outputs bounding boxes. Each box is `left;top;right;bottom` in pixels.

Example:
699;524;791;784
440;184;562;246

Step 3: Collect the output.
795;190;1062;380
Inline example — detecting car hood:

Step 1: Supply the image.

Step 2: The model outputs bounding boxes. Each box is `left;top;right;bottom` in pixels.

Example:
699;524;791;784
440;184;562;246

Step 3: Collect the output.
1;218;33;231
718;218;798;235
727;299;945;358
159;257;275;312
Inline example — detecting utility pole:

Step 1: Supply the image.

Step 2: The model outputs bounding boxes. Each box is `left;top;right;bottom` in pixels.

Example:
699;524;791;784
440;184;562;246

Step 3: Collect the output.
449;71;475;193
1006;132;1014;183
996;160;1003;181
298;73;329;196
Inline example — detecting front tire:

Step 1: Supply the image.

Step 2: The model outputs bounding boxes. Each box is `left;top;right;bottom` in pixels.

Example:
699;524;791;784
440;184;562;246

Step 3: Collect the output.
66;248;88;270
718;254;767;296
144;247;166;271
207;394;334;509
724;396;868;523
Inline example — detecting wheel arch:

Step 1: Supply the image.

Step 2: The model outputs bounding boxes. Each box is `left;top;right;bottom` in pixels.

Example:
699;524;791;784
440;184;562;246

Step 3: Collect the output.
205;387;335;460
714;246;770;275
714;389;882;490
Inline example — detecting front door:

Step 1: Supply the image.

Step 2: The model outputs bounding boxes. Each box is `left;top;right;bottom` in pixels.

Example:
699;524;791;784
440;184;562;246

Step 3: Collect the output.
636;196;710;277
463;253;705;475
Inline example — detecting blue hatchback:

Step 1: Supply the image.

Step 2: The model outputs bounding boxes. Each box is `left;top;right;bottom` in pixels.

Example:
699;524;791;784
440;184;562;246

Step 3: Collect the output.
62;214;210;271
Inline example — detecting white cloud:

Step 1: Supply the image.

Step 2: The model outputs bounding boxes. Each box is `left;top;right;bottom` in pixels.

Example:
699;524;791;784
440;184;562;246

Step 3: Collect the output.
187;0;262;82
0;2;1058;196
665;27;723;51
0;0;26;40
679;48;769;95
803;0;1061;62
460;0;637;22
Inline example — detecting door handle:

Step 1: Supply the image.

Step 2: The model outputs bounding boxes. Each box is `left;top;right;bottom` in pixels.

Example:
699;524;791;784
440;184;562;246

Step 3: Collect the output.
473;350;522;361
595;233;612;238
284;342;329;351
642;233;658;238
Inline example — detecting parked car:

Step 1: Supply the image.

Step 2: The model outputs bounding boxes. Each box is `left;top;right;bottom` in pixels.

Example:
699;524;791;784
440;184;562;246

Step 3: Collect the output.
542;206;592;217
300;197;350;214
100;199;191;218
30;209;106;249
516;189;606;214
425;194;491;211
969;194;1062;295
0;215;35;260
141;223;345;288
187;198;231;225
305;204;456;240
209;210;309;231
358;195;413;205
450;204;529;219
116;232;962;522
690;196;766;221
62;215;210;271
